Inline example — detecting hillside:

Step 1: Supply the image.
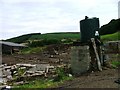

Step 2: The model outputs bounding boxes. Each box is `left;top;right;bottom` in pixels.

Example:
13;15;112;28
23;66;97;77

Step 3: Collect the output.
6;32;80;43
6;33;41;43
6;18;120;44
101;31;120;42
99;18;120;35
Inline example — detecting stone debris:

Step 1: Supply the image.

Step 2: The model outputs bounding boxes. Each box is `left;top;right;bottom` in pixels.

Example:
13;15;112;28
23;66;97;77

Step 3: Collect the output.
0;63;55;84
0;62;71;86
16;64;36;67
0;85;11;90
104;41;120;54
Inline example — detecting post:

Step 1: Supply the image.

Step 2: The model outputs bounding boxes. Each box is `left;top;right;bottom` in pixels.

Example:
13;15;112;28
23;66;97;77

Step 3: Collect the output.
91;38;102;71
0;42;3;83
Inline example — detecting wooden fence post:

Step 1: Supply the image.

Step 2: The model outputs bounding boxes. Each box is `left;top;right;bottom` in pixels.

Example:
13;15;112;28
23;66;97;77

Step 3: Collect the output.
91;38;102;71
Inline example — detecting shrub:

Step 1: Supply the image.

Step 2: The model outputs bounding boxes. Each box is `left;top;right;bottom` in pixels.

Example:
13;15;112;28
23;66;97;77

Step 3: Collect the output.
28;39;61;47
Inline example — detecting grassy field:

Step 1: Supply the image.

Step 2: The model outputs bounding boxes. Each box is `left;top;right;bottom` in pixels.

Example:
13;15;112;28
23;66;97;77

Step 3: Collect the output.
6;31;119;44
6;32;80;43
101;31;120;42
29;32;80;40
19;47;46;54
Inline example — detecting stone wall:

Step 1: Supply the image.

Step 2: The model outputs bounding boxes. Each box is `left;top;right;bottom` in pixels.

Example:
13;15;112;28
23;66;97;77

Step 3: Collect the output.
104;41;120;62
104;41;120;54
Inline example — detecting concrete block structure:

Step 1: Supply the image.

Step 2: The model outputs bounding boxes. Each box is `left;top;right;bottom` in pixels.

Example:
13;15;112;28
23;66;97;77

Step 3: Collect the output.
70;46;90;75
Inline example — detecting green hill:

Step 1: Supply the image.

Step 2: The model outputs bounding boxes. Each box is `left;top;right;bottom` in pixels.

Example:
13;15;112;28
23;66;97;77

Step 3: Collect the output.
29;32;80;40
101;31;120;42
6;33;41;43
6;32;80;44
6;18;120;44
99;19;120;35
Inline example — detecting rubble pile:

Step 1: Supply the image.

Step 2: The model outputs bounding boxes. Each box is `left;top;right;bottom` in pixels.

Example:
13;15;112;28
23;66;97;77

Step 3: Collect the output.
0;63;55;84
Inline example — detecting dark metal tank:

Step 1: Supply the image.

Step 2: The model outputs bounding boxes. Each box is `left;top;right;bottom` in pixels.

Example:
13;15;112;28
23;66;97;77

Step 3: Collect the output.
80;16;100;43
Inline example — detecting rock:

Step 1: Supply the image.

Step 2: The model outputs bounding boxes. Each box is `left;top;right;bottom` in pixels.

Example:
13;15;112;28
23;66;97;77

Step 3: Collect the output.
26;71;35;74
20;67;26;70
0;65;5;68
14;81;24;85
4;66;11;70
1;85;11;90
6;75;12;81
68;74;72;77
1;63;57;84
11;65;17;69
35;71;44;74
46;66;55;73
5;85;11;89
54;50;59;55
16;64;36;67
32;73;43;76
50;55;54;58
3;70;11;76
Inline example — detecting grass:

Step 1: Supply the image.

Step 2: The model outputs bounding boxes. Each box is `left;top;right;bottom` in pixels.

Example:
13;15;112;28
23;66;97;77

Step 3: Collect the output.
14;79;57;88
13;67;73;89
6;32;80;43
101;31;120;42
111;61;120;68
6;31;119;44
13;76;73;89
29;32;80;40
19;47;46;54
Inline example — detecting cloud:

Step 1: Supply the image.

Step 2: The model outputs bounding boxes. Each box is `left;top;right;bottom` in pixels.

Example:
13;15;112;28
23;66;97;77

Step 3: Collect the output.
0;0;119;39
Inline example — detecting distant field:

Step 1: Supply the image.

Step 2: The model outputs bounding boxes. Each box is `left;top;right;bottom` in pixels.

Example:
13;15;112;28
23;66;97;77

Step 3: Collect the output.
29;32;80;40
101;31;120;42
6;32;80;43
6;31;120;44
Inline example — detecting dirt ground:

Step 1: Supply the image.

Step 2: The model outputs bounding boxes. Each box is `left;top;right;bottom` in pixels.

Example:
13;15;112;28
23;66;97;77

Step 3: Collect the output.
57;68;119;88
2;44;120;88
2;44;71;65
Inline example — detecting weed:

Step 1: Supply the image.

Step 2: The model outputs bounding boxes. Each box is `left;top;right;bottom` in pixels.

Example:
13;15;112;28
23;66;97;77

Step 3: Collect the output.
20;47;46;54
111;61;120;68
13;67;73;89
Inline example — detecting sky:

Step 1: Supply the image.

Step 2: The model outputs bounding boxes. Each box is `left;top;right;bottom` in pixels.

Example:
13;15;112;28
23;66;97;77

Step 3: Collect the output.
0;0;119;40
119;1;120;18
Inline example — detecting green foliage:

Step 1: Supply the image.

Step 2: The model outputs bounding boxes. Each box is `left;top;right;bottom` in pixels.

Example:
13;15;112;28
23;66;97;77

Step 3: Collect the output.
28;39;61;47
28;40;44;47
20;47;45;54
99;19;120;35
61;38;73;44
12;68;26;81
111;61;120;68
53;67;66;82
29;32;80;40
14;79;58;89
6;32;80;44
101;32;120;42
6;33;41;43
13;67;73;89
41;39;61;45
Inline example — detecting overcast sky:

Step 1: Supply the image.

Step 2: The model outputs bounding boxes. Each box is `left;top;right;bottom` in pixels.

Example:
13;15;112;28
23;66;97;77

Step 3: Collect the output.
0;0;119;40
